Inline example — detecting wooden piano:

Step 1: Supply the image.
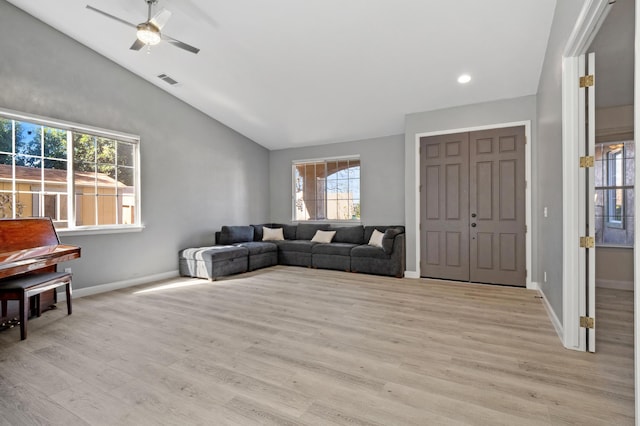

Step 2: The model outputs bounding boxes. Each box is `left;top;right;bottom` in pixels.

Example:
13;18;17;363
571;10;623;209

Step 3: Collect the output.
0;218;80;324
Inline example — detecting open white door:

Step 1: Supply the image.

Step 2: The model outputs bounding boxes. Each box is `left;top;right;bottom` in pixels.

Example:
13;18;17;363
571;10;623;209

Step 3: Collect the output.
578;52;597;352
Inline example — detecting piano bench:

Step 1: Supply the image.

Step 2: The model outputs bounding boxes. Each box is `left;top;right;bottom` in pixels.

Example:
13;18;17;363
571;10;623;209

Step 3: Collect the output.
0;272;72;340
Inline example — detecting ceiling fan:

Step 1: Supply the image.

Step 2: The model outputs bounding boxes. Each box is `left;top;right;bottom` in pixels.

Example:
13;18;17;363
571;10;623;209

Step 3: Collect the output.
86;0;200;54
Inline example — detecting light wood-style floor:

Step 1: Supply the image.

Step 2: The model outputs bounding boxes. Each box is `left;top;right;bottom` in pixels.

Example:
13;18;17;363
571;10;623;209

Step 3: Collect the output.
0;266;634;425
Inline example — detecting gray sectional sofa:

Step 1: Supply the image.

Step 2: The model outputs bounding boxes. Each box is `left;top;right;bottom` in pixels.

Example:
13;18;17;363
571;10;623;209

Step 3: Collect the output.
179;223;405;281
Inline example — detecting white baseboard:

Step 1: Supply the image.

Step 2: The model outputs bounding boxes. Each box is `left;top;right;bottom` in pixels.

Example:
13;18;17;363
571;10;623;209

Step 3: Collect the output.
528;281;541;291
596;279;633;291
404;270;420;279
58;270;180;301
538;287;564;344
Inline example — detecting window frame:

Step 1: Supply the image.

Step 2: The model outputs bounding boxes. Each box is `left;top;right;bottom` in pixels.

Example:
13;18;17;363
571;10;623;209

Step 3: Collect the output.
605;146;624;228
291;155;361;223
594;140;634;247
0;108;142;235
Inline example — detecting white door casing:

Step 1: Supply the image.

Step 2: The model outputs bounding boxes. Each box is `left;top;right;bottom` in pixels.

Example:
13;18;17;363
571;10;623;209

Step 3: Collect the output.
577;52;597;353
561;0;611;353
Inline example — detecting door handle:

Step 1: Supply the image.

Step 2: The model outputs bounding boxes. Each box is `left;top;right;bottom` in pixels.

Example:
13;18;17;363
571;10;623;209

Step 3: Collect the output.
471;223;477;227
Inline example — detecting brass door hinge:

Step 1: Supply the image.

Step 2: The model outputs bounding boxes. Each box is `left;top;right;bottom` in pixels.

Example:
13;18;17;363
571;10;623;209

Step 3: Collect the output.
580;316;595;329
579;75;594;88
579;156;594;168
579;236;595;248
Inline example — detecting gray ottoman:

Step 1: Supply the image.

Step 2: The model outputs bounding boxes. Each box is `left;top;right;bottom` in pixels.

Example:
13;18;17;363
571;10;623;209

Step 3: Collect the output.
178;245;249;281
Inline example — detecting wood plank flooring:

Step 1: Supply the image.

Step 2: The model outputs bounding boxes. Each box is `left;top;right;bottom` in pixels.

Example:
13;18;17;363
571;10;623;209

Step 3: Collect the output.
0;266;634;425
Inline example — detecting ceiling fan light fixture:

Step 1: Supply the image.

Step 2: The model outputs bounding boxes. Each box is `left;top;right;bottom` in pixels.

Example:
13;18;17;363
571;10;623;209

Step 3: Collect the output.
136;23;161;45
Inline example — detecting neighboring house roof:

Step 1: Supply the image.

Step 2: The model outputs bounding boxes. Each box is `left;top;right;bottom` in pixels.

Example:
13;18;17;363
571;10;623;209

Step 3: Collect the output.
0;164;125;188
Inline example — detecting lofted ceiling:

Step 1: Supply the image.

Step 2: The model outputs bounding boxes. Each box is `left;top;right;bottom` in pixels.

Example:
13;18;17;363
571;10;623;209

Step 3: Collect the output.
7;0;556;150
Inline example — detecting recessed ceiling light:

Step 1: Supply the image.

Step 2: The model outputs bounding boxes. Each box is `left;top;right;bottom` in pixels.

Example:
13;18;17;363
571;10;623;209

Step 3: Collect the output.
457;74;471;84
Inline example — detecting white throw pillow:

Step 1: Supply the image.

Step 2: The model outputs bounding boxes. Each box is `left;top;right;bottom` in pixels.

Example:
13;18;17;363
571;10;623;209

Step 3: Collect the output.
262;226;284;241
311;230;336;243
368;229;384;248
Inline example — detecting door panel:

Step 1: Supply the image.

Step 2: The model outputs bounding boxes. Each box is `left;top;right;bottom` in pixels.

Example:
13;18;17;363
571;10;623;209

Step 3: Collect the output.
469;127;526;286
420;133;470;281
476;161;493;218
500;160;517;219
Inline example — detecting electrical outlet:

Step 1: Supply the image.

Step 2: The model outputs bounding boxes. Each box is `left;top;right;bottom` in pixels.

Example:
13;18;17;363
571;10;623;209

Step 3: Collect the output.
64;267;72;273
544;271;547;283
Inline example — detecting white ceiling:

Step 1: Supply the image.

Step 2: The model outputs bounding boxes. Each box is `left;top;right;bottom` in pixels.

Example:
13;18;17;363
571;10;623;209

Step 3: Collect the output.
7;0;557;150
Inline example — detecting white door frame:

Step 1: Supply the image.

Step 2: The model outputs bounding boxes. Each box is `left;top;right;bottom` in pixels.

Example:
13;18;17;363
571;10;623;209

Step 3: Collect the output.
634;0;640;421
561;0;611;352
413;120;533;289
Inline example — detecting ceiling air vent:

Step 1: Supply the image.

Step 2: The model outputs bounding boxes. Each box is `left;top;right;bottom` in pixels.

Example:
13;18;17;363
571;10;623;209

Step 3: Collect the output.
157;73;179;86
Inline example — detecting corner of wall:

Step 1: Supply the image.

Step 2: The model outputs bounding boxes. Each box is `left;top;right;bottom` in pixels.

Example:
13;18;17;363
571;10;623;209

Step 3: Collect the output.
538;285;564;346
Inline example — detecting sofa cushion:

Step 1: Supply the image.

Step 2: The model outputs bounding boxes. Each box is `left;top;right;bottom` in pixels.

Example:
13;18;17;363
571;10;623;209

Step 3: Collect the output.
179;245;249;262
217;226;254;245
234;241;278;255
312;242;357;256
311;230;336;243
382;227;403;254
350;244;391;260
333;225;364;244
368;229;384;248
250;224;270;241
296;223;331;240
272;223;298;240
364;225;405;242
275;240;316;253
263;226;285;241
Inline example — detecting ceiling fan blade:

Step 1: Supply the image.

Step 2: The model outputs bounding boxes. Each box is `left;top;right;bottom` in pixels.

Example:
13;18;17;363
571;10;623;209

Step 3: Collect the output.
162;34;200;54
150;9;172;30
130;39;146;51
86;5;137;28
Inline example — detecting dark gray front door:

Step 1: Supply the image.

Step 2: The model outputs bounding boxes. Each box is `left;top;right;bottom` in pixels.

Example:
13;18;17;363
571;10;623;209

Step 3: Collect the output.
420;126;526;287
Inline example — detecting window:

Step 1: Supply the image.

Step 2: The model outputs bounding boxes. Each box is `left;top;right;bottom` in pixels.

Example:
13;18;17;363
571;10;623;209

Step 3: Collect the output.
293;157;360;221
595;141;634;246
0;110;140;232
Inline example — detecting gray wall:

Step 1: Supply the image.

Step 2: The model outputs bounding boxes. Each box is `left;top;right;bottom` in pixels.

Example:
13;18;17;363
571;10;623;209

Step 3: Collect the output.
535;0;589;319
0;1;270;290
596;247;634;286
404;95;537;276
270;134;404;225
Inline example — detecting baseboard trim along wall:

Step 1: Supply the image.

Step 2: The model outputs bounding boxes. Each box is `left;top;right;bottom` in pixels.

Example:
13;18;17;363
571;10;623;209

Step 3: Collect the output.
57;270;180;300
404;270;420;279
538;285;564;345
596;279;633;291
